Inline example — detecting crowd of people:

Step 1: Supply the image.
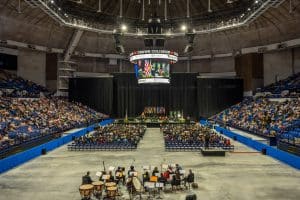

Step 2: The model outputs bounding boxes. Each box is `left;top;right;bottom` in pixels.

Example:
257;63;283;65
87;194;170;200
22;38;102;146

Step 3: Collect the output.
162;124;232;149
0;97;108;152
80;163;195;199
212;97;300;141
256;72;300;97
0;69;49;98
72;124;146;149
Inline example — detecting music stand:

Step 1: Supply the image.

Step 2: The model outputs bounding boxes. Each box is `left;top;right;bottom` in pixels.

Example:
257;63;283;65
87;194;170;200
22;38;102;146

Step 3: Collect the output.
144;182;155;200
155;182;164;199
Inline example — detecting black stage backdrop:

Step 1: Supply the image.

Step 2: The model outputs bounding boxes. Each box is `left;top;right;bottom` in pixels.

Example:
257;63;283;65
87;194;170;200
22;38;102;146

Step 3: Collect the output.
113;73;198;118
69;74;243;119
69;77;113;115
197;78;243;118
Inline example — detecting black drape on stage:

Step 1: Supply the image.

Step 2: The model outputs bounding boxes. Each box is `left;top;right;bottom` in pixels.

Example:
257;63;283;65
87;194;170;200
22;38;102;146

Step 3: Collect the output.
69;74;243;119
113;73;198;118
197;78;243;118
69;77;113;115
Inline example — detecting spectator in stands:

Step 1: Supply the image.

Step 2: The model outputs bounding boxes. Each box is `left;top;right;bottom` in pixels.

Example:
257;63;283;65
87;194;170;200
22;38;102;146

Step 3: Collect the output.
0;97;108;153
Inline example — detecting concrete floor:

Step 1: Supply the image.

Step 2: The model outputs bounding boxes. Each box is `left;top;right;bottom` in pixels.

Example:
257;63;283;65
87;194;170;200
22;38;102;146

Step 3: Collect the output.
0;128;300;200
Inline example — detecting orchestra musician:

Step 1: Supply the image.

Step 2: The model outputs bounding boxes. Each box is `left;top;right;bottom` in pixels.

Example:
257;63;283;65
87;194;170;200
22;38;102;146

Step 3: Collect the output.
107;171;115;182
82;171;93;185
142;171;150;185
127;165;136;177
115;167;125;185
152;167;159;176
184;169;195;187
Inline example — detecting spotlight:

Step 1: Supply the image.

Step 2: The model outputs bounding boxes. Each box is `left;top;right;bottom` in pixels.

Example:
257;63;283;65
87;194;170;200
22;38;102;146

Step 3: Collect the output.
121;24;127;31
181;25;187;31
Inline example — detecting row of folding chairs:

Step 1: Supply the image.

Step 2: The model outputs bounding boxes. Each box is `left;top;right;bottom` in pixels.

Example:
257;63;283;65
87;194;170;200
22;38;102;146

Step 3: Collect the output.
67;144;137;151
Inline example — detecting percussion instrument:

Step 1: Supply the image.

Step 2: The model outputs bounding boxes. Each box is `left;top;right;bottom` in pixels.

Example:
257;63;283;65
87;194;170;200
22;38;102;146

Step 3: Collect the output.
150;176;158;182
79;184;94;199
105;182;116;187
92;181;104;192
106;186;117;198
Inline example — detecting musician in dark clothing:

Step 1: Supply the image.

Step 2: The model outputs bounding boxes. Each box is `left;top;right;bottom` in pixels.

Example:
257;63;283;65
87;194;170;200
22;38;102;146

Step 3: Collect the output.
152;167;159;176
128;165;136;177
108;171;115;182
82;171;93;185
171;172;181;190
158;173;167;185
115;167;126;185
142;171;150;185
184;169;195;187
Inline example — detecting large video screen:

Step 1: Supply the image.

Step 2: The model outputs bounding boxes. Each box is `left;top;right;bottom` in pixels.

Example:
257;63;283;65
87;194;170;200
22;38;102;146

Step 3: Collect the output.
134;59;170;84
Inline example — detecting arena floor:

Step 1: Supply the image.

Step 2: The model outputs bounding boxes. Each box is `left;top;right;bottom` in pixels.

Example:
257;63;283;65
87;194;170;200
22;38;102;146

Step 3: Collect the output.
0;128;300;200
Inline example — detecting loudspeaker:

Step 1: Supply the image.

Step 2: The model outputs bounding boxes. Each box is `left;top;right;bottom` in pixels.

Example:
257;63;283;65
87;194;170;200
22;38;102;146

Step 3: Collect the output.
41;148;47;155
185;193;197;200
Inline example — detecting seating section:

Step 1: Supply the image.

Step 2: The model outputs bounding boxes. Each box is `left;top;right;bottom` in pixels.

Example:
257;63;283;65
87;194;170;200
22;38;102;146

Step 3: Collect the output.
68;124;146;151
256;72;300;97
162;124;234;151
0;69;49;97
0;97;108;154
212;97;300;147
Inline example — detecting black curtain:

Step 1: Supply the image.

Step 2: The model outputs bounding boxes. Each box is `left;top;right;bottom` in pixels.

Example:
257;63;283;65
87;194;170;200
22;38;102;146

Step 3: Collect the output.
68;75;244;120
197;78;243;118
113;73;198;119
69;77;113;115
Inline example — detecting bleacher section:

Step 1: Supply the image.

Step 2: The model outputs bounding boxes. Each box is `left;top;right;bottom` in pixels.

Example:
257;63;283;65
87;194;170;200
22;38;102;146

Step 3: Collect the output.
162;124;234;151
212;97;300;155
0;70;49;97
0;97;108;158
256;72;300;97
67;124;146;151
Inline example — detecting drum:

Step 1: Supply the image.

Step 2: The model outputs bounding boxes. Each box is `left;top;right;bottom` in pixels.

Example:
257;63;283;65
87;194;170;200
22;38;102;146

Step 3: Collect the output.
150;176;158;182
107;186;117;198
92;181;104;192
79;184;94;199
105;182;116;188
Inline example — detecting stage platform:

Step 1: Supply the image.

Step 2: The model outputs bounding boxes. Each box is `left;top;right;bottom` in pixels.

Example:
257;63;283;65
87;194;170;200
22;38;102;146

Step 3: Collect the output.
114;119;195;127
200;147;226;156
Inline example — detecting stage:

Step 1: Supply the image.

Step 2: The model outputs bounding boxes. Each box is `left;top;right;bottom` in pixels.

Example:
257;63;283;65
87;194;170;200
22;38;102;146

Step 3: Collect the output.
114;118;195;127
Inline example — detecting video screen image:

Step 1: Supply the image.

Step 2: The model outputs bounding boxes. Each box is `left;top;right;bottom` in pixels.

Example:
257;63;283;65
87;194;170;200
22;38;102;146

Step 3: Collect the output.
134;59;170;84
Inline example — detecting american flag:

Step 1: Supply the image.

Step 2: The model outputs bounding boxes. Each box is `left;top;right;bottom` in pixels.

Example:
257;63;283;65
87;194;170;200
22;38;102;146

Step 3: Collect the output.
144;60;151;77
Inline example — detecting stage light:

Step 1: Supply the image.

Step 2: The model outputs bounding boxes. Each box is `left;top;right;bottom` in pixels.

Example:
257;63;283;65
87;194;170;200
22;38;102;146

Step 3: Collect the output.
181;25;187;31
121;24;127;31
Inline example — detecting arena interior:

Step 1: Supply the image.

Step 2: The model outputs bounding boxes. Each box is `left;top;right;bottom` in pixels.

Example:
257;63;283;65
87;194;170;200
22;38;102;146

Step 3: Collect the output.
1;0;300;200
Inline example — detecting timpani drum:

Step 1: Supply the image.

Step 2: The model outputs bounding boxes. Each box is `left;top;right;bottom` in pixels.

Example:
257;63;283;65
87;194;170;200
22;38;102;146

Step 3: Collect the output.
79;184;94;199
107;186;117;198
92;181;104;194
